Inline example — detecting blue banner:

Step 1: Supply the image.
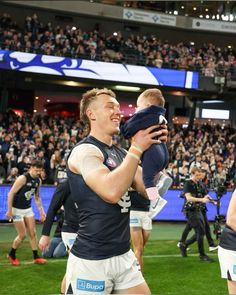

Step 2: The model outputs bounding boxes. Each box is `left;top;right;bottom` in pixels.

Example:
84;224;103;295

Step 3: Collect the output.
0;186;231;221
0;50;198;89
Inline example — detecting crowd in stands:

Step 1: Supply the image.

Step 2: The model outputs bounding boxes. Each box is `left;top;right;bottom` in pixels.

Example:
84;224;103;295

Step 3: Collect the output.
0;111;235;190
0;12;236;77
167;124;236;190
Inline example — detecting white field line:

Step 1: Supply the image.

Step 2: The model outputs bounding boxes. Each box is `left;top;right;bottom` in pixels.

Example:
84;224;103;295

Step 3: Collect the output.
1;253;218;266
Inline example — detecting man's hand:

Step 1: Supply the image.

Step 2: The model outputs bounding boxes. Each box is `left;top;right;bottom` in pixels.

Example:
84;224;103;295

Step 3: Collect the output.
158;124;168;143
202;196;210;203
6;210;13;221
38;235;50;251
39;211;46;223
132;125;168;152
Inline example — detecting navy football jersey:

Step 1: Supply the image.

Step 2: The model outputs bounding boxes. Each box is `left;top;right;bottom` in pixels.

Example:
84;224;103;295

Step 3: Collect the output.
42;180;79;236
68;136;131;260
13;173;40;209
219;225;236;251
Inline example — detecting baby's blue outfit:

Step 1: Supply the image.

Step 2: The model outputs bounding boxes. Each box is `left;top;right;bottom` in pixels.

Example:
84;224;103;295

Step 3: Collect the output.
121;105;169;189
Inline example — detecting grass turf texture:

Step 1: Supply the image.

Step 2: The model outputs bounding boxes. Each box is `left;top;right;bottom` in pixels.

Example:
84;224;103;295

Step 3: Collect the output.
0;222;227;295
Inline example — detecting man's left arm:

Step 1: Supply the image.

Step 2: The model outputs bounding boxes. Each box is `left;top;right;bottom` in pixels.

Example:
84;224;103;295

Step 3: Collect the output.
131;165;148;198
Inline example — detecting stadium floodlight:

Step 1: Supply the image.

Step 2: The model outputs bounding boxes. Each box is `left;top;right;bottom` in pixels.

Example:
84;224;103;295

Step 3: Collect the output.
114;85;141;92
202;100;224;104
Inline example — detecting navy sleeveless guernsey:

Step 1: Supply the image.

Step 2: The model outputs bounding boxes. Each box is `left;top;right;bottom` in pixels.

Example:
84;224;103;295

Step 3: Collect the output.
13;173;40;209
67;136;131;260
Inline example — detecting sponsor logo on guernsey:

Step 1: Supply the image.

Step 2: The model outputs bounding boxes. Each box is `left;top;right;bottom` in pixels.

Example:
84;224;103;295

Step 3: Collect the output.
233;265;236;274
13;215;21;220
130;218;139;224
106;157;117;168
77;278;105;292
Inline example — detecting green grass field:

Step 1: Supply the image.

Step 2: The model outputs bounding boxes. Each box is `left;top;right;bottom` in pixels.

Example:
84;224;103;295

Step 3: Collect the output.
0;222;228;295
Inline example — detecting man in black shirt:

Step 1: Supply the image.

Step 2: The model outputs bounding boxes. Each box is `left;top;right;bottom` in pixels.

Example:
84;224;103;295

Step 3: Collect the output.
178;169;218;252
178;166;213;262
218;189;236;294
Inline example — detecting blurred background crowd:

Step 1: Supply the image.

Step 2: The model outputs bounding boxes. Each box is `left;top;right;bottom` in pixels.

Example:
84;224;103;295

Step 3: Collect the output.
0;111;235;190
0;11;235;77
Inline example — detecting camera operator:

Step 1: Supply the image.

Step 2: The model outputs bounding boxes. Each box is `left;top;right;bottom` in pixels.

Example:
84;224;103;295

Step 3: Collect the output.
178;169;218;252
178;166;213;262
218;189;236;294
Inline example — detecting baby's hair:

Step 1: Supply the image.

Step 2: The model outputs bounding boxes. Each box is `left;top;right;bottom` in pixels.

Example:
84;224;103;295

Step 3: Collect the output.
140;88;165;107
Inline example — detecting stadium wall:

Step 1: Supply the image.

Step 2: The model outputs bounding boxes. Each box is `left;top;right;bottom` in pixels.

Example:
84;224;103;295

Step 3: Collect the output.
0;185;232;222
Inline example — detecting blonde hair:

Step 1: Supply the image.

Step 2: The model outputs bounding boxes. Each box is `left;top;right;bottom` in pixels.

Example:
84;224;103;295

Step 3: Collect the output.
80;88;116;134
139;88;165;107
190;166;201;175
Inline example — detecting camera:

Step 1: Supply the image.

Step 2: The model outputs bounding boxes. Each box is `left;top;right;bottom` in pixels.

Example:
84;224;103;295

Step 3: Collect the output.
215;183;227;199
214;178;227;199
213;177;227;239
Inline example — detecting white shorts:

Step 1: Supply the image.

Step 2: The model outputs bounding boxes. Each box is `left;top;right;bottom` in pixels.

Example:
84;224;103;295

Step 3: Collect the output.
62;232;77;251
218;246;236;281
130;210;152;231
66;249;145;294
12;207;34;222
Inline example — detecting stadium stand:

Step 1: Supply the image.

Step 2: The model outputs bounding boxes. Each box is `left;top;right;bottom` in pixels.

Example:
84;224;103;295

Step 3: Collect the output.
0;11;236;76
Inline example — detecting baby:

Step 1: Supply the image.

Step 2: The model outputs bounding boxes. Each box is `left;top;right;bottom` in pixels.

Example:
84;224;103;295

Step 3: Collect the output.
121;88;171;218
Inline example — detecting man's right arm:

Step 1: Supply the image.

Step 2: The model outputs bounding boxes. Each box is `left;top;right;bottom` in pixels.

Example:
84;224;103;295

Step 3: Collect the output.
226;189;236;232
184;182;209;203
41;182;69;236
68;144;142;204
185;193;210;203
6;175;26;220
39;182;69;251
68;125;165;203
